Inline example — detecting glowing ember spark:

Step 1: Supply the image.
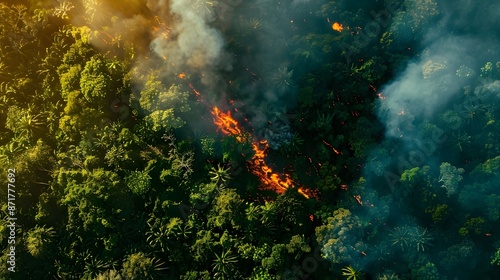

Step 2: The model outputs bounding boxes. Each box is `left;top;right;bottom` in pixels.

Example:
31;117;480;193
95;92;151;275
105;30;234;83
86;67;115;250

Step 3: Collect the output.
332;22;343;32
322;140;341;155
178;73;186;79
188;83;201;99
354;195;363;205
211;106;317;199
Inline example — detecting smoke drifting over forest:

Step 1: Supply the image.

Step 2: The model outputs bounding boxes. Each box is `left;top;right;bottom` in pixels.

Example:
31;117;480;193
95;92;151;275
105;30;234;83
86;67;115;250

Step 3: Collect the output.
4;0;500;278
353;0;500;277
379;38;473;138
151;0;229;73
84;0;500;276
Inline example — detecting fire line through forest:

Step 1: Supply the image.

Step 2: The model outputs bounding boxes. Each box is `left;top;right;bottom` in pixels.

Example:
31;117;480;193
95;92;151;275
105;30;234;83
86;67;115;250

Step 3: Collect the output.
211;106;318;199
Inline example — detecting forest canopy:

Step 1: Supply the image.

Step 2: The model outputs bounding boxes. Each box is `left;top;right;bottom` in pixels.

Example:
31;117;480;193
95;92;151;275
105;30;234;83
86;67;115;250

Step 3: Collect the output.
0;0;499;279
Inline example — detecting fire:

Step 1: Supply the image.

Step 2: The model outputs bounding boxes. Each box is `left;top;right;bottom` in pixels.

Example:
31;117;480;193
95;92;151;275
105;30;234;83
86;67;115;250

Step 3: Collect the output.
178;72;186;79
211;107;242;136
188;83;201;99
322;140;341;155
354;195;363;205
332;22;343;32
249;140;298;195
211;106;317;199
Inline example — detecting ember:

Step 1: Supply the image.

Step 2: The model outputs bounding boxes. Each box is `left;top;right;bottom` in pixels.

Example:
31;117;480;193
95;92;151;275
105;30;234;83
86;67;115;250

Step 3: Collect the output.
322;140;341;155
332;22;343;32
188;83;202;99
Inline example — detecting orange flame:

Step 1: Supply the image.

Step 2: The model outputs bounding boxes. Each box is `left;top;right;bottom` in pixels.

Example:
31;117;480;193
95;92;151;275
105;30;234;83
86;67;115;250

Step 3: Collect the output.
178;72;186;79
332;22;343;32
211;107;317;199
188;83;201;99
249;140;293;194
322;140;340;155
212;107;242;136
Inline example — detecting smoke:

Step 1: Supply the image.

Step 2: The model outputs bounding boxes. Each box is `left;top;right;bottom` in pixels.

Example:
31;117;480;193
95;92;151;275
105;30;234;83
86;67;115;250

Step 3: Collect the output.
59;0;500;277
346;0;500;277
150;0;228;71
378;36;475;139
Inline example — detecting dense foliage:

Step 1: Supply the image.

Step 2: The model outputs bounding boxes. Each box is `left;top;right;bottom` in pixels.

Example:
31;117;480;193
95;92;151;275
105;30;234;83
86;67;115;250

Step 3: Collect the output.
0;0;499;279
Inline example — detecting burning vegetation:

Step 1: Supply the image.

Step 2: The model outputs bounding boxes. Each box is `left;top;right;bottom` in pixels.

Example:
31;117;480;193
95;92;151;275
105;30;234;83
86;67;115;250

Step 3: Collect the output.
211;106;318;199
332;22;343;32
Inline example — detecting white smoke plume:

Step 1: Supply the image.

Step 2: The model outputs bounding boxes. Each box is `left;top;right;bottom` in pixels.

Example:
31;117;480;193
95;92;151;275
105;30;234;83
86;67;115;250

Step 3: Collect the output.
151;0;226;70
378;36;475;139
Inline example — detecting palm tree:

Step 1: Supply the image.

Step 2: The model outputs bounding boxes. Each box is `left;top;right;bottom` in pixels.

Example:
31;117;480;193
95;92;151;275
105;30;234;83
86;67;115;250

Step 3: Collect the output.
462;102;486;124
121;252;167;280
342;265;364;280
259;201;276;224
25;225;55;258
94;269;123;280
6;105;45;141
53;0;74;19
193;0;217;17
146;224;169;253
376;272;400;280
83;257;108;279
243;222;258;242
389;226;412;251
212;249;238;279
410;227;433;252
0;136;27;162
246;18;262;30
282;132;304;153
209;164;231;186
272;66;294;93
451;130;471;152
313;111;334;133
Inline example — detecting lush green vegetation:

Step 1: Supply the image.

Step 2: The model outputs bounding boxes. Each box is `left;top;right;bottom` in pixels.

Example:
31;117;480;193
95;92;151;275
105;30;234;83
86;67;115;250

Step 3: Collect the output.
0;0;499;279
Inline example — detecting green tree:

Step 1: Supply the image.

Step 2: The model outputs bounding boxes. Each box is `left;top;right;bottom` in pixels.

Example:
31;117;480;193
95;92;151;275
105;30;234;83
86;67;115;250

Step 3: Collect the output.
342;265;364;280
191;230;218;263
93;269;123;280
58;169;132;238
80;55;113;107
438;162;464;196
121;252;165;280
208;189;243;229
459;217;487;237
136;74;191;130
491;245;500;266
212;249;238;279
315;208;366;266
5;105;45;142
410;259;439;280
125;170;151;196
209;164;231;187
389;226;412;251
25;225;56;258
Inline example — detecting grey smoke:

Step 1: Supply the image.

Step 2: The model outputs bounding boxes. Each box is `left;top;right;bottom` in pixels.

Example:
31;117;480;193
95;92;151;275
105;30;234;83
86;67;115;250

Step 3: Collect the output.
378;36;475;139
151;0;225;70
